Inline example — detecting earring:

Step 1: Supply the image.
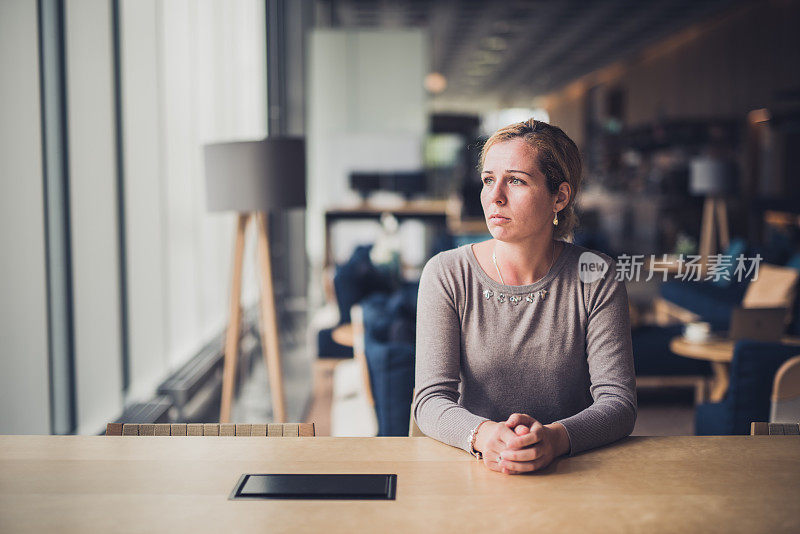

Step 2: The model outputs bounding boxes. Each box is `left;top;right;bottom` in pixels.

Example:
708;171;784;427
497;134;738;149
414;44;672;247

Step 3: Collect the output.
553;212;559;226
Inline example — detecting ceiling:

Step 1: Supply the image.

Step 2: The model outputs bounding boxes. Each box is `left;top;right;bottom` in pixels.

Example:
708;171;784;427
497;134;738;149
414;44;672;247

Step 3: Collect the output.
323;0;746;110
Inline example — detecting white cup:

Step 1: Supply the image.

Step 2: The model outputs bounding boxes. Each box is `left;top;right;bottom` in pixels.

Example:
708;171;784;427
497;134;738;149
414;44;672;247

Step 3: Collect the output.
684;321;711;342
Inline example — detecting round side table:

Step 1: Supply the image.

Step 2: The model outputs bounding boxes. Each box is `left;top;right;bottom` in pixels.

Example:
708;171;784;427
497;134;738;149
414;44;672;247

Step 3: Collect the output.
670;335;800;402
669;336;735;402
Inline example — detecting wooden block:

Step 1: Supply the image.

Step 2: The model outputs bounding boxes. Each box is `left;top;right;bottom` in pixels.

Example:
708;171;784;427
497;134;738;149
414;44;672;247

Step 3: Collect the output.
106;423;123;436
187;424;204;436
267;424;283;437
170;424;187;436
283;424;299;437
139;424;155;436
219;423;236;436
299;423;315;437
768;423;785;435
751;422;769;435
122;424;139;436
251;423;267;436
154;424;171;436
203;424;219;436
784;423;800;435
235;424;252;436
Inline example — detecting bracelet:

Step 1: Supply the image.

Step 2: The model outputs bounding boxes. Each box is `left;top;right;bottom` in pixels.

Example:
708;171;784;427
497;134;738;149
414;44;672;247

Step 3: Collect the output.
468;421;485;460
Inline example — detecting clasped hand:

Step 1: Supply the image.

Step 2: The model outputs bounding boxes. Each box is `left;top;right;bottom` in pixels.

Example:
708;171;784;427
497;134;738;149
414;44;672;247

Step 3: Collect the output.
473;413;570;474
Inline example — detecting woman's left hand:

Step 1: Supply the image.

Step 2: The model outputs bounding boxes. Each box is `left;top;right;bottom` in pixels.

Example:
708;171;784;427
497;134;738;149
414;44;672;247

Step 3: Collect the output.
496;413;571;474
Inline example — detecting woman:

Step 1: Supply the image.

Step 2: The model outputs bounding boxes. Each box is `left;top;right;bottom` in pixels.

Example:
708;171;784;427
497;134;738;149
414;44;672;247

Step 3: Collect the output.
413;119;636;474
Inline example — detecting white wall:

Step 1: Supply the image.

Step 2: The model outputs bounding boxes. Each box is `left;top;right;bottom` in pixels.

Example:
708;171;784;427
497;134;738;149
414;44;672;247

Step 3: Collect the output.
0;0;51;435
307;30;427;287
120;0;267;401
65;0;125;434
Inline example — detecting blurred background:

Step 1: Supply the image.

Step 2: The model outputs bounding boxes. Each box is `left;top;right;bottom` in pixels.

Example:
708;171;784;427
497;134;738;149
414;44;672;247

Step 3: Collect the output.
2;0;799;437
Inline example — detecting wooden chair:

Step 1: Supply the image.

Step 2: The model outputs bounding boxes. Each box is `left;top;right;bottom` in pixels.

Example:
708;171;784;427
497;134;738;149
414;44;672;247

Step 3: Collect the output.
350;304;375;408
750;422;800;435
770;355;800;423
741;264;799;311
106;423;315;436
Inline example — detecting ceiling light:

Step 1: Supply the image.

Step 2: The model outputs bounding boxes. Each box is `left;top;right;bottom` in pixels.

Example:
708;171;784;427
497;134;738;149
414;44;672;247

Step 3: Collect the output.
748;108;770;123
424;72;447;94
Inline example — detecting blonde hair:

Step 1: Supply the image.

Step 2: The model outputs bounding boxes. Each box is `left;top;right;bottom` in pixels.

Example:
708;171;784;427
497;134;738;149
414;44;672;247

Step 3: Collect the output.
480;119;582;241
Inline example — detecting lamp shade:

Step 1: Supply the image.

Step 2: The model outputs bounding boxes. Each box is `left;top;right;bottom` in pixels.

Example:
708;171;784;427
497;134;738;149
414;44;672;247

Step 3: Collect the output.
689;156;732;196
204;137;306;212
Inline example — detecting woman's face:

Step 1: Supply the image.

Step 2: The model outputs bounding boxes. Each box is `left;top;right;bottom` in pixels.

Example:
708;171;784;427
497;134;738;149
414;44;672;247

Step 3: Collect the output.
480;139;559;243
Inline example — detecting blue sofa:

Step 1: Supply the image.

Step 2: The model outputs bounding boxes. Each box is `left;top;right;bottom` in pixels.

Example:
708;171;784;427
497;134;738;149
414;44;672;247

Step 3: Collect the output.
360;283;418;436
695;340;800;435
317;245;397;359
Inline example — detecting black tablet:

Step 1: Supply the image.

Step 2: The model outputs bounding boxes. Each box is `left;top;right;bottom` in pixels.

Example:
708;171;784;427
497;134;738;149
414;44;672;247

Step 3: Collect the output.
229;474;397;500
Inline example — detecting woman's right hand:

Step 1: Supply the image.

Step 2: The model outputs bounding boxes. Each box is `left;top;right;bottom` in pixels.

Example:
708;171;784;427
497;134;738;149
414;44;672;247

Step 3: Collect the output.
473;420;522;472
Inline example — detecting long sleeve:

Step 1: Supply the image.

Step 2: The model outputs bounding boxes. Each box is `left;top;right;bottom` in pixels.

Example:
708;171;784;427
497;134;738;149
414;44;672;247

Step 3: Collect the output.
413;254;488;452
555;258;637;455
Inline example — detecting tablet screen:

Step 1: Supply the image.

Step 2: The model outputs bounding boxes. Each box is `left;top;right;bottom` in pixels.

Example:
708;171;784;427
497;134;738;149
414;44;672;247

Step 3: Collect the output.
230;474;397;500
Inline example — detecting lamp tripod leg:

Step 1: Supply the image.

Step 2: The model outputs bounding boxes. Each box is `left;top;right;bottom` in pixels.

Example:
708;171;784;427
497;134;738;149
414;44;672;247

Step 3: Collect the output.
699;197;716;262
715;199;730;251
220;213;250;423
255;212;287;423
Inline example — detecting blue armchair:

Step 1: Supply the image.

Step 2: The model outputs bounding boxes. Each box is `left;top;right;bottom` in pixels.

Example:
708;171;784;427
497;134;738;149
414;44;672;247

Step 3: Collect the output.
657;238;750;331
695;340;800;435
658;243;800;335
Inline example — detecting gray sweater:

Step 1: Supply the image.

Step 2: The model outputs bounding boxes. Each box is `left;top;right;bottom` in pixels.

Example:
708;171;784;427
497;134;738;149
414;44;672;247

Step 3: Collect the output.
412;242;636;456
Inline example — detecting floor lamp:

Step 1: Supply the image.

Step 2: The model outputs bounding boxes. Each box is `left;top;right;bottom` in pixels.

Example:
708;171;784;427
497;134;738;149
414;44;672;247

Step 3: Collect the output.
690;156;732;261
204;138;306;423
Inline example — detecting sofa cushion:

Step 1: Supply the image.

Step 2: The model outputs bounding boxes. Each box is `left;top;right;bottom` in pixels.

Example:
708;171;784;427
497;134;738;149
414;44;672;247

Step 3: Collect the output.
694;399;733;435
783;253;800;336
334;245;395;324
361;293;392;343
361;283;419;344
364;338;415;437
711;238;747;288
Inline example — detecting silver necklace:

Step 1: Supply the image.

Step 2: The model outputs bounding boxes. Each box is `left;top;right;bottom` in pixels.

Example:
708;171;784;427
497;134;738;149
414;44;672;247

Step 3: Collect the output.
492;240;556;287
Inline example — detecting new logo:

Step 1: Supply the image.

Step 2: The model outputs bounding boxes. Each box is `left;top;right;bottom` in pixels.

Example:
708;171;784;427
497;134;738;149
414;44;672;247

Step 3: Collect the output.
578;251;609;283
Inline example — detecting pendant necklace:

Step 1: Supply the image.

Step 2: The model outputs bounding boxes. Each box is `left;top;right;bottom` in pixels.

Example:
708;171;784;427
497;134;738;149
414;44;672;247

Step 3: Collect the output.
491;241;555;303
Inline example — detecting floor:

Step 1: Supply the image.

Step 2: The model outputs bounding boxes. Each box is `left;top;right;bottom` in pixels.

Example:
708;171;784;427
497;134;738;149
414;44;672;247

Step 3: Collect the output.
231;307;315;425
231;343;314;424
632;388;696;436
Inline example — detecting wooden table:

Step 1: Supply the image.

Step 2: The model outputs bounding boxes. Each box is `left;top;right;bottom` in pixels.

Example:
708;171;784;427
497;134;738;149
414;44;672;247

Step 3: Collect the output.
331;323;354;347
669;336;737;403
670;335;800;402
1;435;799;533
